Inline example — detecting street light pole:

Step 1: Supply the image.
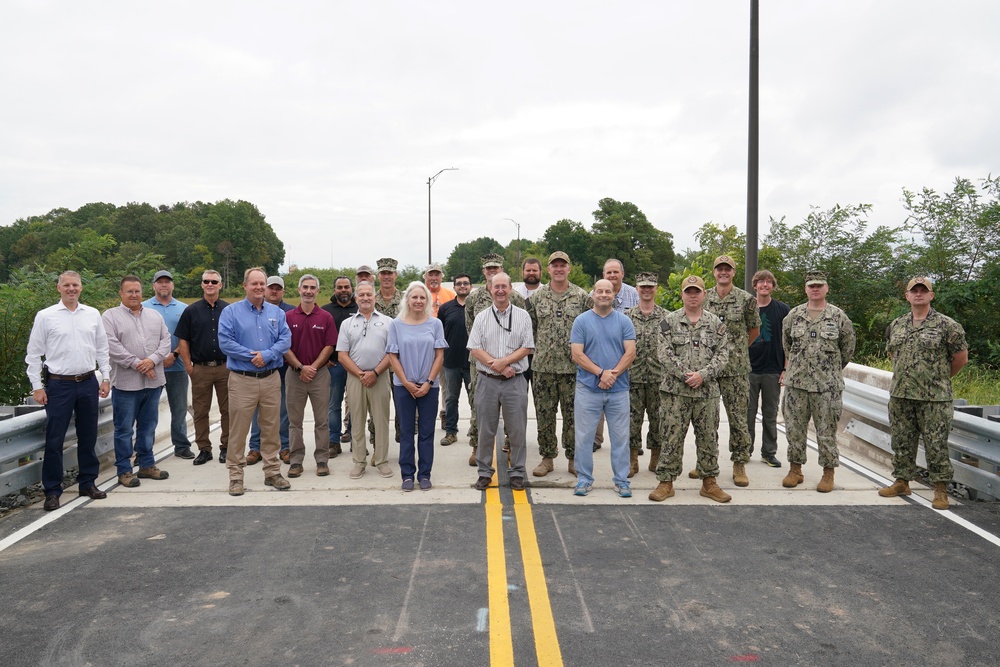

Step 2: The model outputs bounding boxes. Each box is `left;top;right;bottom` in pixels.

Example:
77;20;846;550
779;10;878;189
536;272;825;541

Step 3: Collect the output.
427;167;458;265
504;218;521;268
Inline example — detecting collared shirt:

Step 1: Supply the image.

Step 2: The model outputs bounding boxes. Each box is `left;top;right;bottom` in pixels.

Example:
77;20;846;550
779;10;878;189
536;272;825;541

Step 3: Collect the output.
658;308;730;398
174;298;230;363
782;303;855;394
337;310;391;370
218;299;291;372
102;303;172;390
322;298;358;339
513;282;545;300
886;308;967;402
465;287;527;334
25;301;111;391
143;296;187;373
375;290;402;319
468;304;534;374
437;298;470;370
427;285;456;318
527;283;594;374
285;305;337;366
705;285;761;377
626;303;668;383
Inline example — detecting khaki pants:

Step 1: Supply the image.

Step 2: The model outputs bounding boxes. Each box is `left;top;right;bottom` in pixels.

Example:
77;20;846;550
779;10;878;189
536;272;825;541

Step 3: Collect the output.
346;372;391;468
286;366;331;466
226;371;281;481
190;363;229;452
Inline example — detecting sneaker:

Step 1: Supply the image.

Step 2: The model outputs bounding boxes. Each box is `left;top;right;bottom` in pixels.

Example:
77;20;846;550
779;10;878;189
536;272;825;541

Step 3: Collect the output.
615;484;633;498
377;463;393;478
474;476;491;490
761;454;782;468
316;462;330;477
175;447;195;460
419;478;432;490
228;480;244;496
265;474;291;490
510;476;526;490
218;448;227;463
138;466;169;480
118;472;140;488
246;450;261;465
440;433;457;446
349;464;365;479
279;449;290;464
402;478;414;492
573;482;592;497
287;463;304;478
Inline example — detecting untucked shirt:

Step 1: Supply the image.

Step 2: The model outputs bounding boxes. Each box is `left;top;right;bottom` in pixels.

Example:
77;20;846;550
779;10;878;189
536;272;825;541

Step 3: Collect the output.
570;309;636;392
886;308;967;402
102;304;172;390
386;318;448;386
143;296;187;373
749;299;790;375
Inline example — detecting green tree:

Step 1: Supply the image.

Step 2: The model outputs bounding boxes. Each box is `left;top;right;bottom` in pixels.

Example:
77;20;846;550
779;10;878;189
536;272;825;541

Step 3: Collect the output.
200;200;285;289
444;237;504;280
589;198;675;281
541;219;593;274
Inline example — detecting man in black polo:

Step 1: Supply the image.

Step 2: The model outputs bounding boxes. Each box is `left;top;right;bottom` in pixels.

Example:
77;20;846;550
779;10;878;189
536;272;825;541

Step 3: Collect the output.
322;276;358;455
438;273;472;447
176;269;231;465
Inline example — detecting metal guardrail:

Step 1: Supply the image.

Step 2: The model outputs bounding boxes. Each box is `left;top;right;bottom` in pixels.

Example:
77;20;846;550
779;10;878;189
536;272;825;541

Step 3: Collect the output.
842;378;1000;501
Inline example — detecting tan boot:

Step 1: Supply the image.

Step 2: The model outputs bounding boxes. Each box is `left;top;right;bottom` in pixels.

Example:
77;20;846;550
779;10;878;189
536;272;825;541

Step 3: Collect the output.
468;449;477;467
688;468;700;479
532;456;554;477
649;481;674;502
568;458;577;475
648;447;660;472
628;450;639;478
700;476;731;503
932;482;950;510
782;463;804;488
878;479;911;497
733;462;749;487
816;467;835;493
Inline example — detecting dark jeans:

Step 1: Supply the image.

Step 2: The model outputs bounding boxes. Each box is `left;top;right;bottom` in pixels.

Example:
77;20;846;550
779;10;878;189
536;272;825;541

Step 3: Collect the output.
43;377;100;497
443;365;471;435
328;363;348;443
112;386;162;475
164;371;191;451
748;372;780;457
394;384;439;481
250;371;289;451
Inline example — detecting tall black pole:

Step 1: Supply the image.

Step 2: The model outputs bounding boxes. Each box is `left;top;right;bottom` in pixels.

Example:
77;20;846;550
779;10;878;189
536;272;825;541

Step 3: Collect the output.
427;177;433;265
745;0;759;292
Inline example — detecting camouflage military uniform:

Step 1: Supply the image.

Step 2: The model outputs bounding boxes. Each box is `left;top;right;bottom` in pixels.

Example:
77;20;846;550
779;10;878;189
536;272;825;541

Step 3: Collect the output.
374;290;402;319
655;309;730;481
462;287;527;443
704;286;760;463
528;283;593;460
627;303;667;453
781;304;856;468
886;308;967;483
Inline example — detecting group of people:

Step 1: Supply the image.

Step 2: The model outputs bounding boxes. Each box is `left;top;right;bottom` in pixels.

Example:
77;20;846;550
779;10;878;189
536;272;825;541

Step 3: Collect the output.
26;249;967;509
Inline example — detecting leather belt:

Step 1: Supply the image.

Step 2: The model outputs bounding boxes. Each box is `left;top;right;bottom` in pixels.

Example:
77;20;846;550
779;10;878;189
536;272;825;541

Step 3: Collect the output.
47;371;96;382
231;368;276;378
481;372;522;381
193;360;224;367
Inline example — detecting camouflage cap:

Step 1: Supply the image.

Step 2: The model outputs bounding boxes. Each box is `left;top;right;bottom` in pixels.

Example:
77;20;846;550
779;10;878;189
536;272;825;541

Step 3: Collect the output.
548;251;571;264
355;264;374;276
424;263;443;274
681;275;706;292
714;255;737;269
804;270;828;286
635;272;659;287
906;276;934;291
377;257;398;273
481;252;504;268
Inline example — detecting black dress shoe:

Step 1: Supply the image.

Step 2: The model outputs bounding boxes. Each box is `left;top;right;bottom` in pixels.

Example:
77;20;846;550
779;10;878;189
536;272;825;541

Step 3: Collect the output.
79;486;107;500
43;495;60;511
175;447;196;460
193;450;213;465
218;448;227;463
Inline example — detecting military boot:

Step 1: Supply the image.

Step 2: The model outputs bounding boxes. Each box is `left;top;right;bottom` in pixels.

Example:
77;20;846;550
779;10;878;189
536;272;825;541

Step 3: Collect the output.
878;479;911;497
628;450;639;478
932;482;950;510
648;481;674;502
700;476;731;503
816;467;835;493
532;456;554;477
568;458;577;475
782;463;804;488
688;468;699;479
647;447;660;472
733;462;749;487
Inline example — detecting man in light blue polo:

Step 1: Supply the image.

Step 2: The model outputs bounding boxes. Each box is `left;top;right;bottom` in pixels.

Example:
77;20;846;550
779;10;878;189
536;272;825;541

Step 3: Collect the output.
144;270;194;459
218;267;292;496
570;279;636;498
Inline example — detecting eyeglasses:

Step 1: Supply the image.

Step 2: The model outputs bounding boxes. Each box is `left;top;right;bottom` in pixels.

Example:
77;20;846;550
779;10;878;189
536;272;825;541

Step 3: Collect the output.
454;281;471;287
202;280;220;285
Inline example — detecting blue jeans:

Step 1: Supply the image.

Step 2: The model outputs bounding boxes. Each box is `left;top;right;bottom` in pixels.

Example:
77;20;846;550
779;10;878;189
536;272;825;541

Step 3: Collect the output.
443;365;471;435
328;362;348;443
43;376;100;496
112;386;162;475
394;384;438;481
573;385;630;487
250;371;288;451
164;371;191;451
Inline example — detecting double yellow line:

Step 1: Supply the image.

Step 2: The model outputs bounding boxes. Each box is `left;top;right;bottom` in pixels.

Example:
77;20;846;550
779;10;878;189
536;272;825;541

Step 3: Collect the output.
485;482;564;666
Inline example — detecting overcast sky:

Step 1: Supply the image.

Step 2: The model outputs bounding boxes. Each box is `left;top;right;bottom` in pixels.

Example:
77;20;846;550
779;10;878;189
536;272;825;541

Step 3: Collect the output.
2;1;997;273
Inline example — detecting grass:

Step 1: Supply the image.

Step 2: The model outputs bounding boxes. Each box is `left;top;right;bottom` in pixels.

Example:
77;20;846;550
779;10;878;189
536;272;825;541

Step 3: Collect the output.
860;356;1000;406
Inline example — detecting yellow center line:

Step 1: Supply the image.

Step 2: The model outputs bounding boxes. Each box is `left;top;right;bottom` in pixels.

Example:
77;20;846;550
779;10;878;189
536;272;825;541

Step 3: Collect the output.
513;489;564;666
486;484;514;666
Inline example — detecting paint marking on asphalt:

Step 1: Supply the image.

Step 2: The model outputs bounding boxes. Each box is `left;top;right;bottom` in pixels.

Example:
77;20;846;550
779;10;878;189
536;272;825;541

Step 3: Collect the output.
392;508;431;642
514;490;564;666
485;485;514;665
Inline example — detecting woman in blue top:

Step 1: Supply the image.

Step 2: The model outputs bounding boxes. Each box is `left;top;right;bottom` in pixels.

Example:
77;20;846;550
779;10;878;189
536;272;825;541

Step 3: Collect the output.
387;282;448;491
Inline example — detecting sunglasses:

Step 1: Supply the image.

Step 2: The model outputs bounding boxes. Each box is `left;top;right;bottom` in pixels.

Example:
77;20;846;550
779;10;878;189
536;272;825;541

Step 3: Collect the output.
202;279;220;285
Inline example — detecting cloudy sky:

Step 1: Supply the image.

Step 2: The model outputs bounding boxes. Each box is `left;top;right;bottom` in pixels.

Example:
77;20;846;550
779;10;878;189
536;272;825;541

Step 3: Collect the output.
2;1;997;272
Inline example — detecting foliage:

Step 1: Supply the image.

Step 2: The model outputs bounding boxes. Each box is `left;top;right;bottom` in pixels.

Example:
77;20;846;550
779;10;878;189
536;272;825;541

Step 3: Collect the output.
541;219;595;275
589;198;674;282
658;261;712;311
443;237;506;280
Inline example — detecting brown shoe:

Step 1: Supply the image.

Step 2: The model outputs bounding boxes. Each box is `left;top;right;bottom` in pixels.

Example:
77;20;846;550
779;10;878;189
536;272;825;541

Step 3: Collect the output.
138;466;169;480
532;457;554;477
628;450;639;478
648;447;660;473
279;449;290;464
43;495;60;511
118;472;140;488
316;462;330;477
932;482;950;510
469;449;478;466
288;464;304;478
782;463;804;488
510;476;526;490
733;463;749;488
648;481;674;502
816;467;835;493
700;476;731;503
688;468;700;479
229;479;244;496
568;458;576;475
878;479;911;498
349;464;365;479
246;450;261;465
79;486;107;500
265;474;291;490
440;433;457;446
330;442;342;458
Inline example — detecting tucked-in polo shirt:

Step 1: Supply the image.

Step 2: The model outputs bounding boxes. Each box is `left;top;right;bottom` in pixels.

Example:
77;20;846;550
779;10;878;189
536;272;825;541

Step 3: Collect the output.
175;298;230;363
143;296;187;373
218;299;291;372
336;310;391;371
286;305;337;366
